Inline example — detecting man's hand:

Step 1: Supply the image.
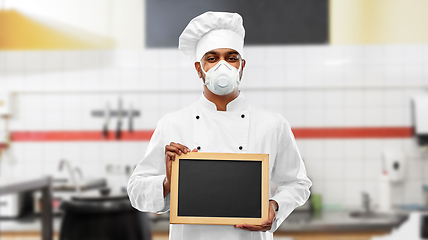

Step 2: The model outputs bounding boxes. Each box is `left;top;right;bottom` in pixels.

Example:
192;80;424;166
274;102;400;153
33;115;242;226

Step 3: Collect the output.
234;200;278;232
163;142;198;197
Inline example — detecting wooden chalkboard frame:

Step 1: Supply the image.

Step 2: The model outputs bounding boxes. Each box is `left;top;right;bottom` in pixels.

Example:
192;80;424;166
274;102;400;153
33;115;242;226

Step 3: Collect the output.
170;152;269;225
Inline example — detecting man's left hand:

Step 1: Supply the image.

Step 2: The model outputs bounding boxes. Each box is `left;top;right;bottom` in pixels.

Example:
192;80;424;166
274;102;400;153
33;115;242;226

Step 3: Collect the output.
234;200;278;232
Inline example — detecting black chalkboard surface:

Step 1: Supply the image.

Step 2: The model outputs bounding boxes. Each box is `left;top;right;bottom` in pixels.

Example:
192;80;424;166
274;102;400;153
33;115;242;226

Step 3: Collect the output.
170;152;269;225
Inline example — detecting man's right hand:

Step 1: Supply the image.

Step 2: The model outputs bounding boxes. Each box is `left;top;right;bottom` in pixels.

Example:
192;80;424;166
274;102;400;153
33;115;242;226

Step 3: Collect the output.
163;142;198;197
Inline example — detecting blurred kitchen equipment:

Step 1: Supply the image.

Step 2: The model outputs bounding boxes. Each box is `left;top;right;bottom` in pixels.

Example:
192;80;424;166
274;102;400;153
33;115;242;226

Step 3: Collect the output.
0;92;14;163
58;159;81;194
382;149;406;183
0;177;53;240
59;194;151;240
74;167;83;180
424;185;428;206
350;192;391;219
412;96;428;151
349;192;408;220
116;98;122;139
128;103;134;133
102;102;110;138
52;178;107;192
423;212;428;239
310;193;322;214
0;116;10;161
378;149;404;213
125;165;132;177
91;102;140;140
362;191;371;213
0;117;15;166
0;91;12;117
33;191;62;215
99;187;111;196
0;191;33;218
378;172;392;213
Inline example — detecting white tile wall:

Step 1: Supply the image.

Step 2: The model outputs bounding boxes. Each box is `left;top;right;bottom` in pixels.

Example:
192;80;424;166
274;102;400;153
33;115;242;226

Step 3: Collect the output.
344;180;364;207
1;45;428;209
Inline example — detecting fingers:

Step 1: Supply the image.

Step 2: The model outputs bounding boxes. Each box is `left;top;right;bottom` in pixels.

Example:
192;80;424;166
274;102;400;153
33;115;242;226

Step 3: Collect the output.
164;142;196;197
236;205;275;232
261;218;273;227
165;151;176;158
234;223;271;232
165;142;191;156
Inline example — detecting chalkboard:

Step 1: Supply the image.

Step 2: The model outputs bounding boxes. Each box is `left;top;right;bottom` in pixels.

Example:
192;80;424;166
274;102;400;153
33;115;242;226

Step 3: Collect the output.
145;0;329;48
170;152;269;225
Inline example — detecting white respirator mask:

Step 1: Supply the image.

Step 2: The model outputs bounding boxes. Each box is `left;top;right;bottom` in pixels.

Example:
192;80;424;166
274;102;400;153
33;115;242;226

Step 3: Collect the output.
200;60;242;96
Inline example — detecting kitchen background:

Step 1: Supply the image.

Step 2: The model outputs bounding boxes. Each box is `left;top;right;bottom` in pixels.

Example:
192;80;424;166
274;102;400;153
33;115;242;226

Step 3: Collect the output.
1;0;428;240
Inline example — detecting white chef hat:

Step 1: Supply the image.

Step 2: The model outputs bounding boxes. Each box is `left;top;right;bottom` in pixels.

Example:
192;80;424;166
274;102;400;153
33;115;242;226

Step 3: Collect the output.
179;11;245;62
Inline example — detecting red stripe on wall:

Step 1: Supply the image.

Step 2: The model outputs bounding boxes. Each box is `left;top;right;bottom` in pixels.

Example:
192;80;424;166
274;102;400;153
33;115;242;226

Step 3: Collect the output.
291;127;413;139
9;127;413;142
11;130;155;141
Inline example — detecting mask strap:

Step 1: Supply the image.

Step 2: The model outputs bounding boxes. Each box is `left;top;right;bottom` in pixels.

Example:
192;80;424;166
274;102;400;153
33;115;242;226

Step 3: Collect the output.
200;62;209;86
237;59;242;82
200;61;208;75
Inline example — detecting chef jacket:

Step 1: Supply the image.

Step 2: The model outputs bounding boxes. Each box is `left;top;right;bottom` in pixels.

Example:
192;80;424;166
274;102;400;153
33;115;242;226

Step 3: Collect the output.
128;92;312;240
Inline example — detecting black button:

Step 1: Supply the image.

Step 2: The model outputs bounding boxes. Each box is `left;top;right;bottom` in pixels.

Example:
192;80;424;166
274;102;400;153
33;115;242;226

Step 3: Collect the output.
196;115;200;119
197;146;201;150
241;114;245;118
239;146;243;150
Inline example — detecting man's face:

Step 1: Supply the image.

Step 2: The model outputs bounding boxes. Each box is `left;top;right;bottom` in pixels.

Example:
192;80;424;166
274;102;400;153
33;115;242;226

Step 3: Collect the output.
201;48;242;71
195;48;246;80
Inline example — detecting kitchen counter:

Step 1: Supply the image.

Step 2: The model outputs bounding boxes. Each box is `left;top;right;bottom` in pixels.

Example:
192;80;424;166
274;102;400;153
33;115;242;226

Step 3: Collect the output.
276;210;408;232
1;209;409;235
147;209;408;233
0;177;50;195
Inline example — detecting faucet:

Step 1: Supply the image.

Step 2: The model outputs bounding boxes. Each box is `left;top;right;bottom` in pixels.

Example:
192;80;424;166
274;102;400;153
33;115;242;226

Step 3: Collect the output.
58;159;81;194
362;191;371;213
74;167;83;180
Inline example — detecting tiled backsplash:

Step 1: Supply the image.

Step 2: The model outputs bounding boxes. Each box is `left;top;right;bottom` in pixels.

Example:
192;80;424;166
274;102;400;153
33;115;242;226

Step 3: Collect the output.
1;45;427;208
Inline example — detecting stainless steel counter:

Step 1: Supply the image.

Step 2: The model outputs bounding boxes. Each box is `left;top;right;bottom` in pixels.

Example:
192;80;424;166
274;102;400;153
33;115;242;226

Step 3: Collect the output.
1;208;409;234
277;210;408;232
146;210;409;233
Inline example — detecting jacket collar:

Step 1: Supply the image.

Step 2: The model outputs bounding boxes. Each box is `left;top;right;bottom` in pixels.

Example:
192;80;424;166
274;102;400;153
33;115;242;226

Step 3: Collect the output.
198;91;248;112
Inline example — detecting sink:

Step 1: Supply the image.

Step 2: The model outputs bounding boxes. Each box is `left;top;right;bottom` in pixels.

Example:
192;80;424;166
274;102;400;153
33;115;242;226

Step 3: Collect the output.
52;178;107;192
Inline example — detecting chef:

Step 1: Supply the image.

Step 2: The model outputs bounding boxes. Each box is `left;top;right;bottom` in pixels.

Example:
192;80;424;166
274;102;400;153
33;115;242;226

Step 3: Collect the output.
127;11;312;240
